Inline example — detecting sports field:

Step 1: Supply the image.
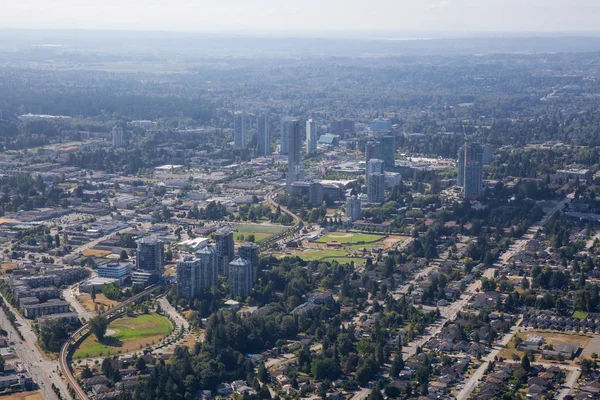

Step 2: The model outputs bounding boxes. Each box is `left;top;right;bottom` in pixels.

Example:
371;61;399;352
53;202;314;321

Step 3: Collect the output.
315;232;384;244
73;314;173;359
235;223;286;242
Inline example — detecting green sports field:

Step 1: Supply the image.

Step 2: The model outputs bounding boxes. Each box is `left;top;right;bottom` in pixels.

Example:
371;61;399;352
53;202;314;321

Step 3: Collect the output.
315;232;384;244
73;314;173;359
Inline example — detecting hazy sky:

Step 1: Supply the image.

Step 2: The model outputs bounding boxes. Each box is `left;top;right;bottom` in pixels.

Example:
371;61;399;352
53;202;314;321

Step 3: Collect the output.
1;0;599;33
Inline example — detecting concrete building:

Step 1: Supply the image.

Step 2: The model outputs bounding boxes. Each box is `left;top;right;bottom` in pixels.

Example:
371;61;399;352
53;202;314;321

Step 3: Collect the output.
366;158;384;188
370;118;392;131
329;118;355;137
228;258;253;298
97;262;131;283
112;126;123;148
384;171;403;189
379;136;396;169
135;236;164;286
458;143;484;199
216;229;235;276
287;118;304;190
234;112;246;149
79;277;121;293
306;119;317;154
280;116;295;155
346;196;361;222
196;245;219;290
238;242;260;282
257;114;270;156
367;173;385;203
23;299;70;319
366;136;395;168
176;256;201;299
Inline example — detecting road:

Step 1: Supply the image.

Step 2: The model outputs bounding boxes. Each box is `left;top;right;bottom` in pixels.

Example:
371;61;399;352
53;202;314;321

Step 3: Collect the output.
70;226;134;256
0;294;69;400
455;318;522;400
62;286;94;320
557;369;580;400
157;297;189;330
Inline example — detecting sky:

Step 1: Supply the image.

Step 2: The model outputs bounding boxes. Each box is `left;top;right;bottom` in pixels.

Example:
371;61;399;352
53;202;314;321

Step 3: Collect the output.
1;0;599;34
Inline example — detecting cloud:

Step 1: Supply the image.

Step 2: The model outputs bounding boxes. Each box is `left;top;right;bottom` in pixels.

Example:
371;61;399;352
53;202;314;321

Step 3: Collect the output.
428;0;450;10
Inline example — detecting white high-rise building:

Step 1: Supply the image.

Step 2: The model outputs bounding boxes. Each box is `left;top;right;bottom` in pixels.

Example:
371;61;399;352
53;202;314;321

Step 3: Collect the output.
306;119;317;154
228;258;253;298
196;246;219;290
234;113;246;148
457;143;484;199
286;119;304;190
257;114;270;156
367;173;385;203
176;257;201;299
280;116;295;155
346;196;361;222
366;158;384;187
112;126;123;148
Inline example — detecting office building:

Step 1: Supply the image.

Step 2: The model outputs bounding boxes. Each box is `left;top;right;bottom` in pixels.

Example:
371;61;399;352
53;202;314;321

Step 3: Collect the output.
287;119;304;190
238;242;260;282
366;158;384;187
257;114;270;156
234;113;246;148
176;256;201;299
457;143;484;199
367;173;385;203
329;118;355;137
384;172;403;189
216;229;235;276
365;141;380;162
196;245;219;290
366;137;395;168
112;126;123;148
228;258;253;298
370;118;393;131
280;116;295;155
346;196;361;222
97;262;131;284
306;119;317;154
134;236;164;285
379;136;396;168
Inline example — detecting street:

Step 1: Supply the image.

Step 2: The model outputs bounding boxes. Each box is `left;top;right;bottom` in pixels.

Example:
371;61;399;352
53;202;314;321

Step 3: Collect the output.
0;294;70;400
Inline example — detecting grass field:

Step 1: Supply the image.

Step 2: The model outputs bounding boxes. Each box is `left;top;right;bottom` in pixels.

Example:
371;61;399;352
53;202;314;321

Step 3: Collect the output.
573;311;589;319
77;293;120;312
236;224;286;234
74;314;173;359
499;330;591;362
1;391;44;400
316;232;384;244
82;249;112;258
234;223;286;242
0;263;18;275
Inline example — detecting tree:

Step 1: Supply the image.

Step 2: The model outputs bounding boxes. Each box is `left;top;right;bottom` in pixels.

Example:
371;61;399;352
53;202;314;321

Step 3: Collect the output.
89;315;109;341
0;355;5;373
81;364;93;379
135;357;146;372
521;353;531;371
257;362;268;383
91;286;96;302
120;250;129;261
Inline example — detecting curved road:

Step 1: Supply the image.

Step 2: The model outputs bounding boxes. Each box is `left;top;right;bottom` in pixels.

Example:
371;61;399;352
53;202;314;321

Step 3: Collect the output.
260;188;303;248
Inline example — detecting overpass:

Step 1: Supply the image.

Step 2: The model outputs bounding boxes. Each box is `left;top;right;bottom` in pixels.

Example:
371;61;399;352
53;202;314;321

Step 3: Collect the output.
59;282;166;400
259;189;303;249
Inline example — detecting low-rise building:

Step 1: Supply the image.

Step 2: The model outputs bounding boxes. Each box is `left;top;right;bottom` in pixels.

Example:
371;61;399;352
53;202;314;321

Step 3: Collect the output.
23;299;70;319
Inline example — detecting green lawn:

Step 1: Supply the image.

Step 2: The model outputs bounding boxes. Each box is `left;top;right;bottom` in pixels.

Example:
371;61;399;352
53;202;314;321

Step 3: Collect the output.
74;314;173;359
234;232;270;242
236;223;286;235
573;311;589;320
316;233;384;244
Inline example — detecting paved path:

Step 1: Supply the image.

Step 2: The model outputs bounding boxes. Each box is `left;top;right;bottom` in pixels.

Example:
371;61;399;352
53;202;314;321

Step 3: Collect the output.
62;286;94;320
557;369;580;400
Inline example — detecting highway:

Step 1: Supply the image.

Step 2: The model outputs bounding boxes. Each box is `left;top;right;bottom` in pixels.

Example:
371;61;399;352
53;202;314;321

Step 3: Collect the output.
59;282;165;400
